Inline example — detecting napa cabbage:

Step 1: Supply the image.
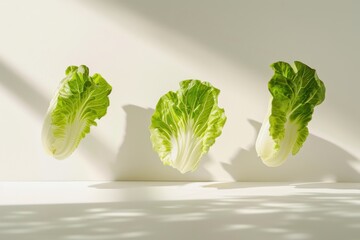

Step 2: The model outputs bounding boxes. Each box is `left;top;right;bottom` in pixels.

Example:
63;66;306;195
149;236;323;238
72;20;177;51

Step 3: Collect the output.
256;61;325;167
150;80;226;173
42;65;112;159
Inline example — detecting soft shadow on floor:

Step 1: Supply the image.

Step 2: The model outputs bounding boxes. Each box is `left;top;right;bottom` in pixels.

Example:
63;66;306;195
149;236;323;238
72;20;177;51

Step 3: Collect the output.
293;182;360;190
1;191;360;240
203;182;360;191
113;104;213;181
203;182;288;190
222;120;360;182
89;181;189;189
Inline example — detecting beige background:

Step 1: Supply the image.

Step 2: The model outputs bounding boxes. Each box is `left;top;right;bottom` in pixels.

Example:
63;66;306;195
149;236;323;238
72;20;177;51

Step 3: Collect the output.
0;0;359;181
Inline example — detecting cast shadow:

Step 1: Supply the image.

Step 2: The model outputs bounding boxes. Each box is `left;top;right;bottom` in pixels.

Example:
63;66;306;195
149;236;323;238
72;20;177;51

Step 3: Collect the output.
0;60;48;117
1;191;360;240
222;120;360;183
84;0;360;125
204;182;360;191
90;181;189;189
293;182;360;190
86;0;347;69
113;104;213;181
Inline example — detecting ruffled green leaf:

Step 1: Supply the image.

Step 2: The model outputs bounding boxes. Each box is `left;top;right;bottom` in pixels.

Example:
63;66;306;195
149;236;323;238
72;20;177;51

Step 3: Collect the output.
150;80;226;173
256;61;325;167
42;65;112;159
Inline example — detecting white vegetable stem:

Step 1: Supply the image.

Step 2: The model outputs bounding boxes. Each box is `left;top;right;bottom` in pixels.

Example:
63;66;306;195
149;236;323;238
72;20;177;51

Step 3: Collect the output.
170;120;203;173
256;99;298;167
42;106;86;160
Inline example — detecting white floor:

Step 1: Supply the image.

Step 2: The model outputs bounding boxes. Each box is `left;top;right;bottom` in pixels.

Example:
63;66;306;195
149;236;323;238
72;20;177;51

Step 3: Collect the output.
1;182;360;240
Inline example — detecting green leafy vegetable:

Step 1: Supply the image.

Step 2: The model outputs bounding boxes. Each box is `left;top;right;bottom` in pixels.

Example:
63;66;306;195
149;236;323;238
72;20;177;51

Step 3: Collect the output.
42;65;112;159
256;61;325;167
150;80;226;173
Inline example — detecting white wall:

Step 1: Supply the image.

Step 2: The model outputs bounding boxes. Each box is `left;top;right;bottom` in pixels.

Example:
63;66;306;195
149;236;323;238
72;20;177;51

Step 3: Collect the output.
0;0;359;181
